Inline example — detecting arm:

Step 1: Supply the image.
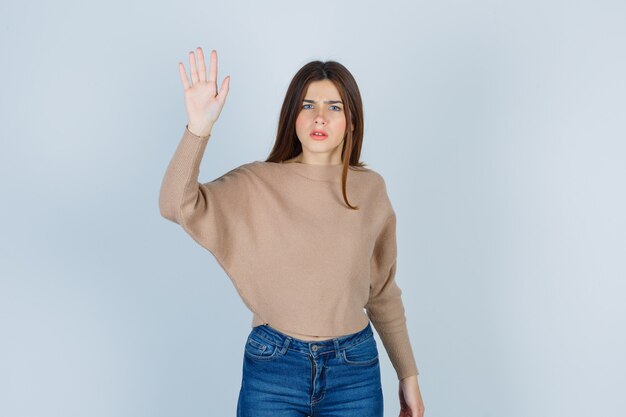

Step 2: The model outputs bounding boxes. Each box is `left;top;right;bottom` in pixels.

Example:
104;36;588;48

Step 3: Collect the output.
366;180;425;416
159;124;211;224
158;124;250;264
365;211;419;381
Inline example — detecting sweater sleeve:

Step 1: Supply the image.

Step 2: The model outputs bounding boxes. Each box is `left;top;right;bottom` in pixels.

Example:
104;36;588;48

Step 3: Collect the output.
365;199;419;380
158;125;251;266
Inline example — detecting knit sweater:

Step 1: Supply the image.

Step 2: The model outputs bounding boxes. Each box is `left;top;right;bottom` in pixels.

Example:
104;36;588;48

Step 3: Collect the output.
159;125;419;380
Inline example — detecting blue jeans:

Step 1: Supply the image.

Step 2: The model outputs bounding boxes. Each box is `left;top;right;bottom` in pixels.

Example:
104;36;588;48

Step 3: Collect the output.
237;321;383;417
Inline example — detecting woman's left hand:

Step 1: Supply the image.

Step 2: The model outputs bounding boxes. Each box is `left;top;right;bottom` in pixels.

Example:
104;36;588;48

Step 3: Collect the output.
398;375;424;417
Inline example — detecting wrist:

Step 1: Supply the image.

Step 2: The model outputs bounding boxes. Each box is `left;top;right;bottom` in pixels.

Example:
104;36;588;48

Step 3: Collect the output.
187;123;213;138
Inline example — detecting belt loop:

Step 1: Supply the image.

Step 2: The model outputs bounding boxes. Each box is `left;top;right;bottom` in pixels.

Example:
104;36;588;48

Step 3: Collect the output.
281;335;291;354
333;338;341;359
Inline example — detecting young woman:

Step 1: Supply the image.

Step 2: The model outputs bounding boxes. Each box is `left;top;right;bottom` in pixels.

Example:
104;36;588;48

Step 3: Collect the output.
159;47;425;417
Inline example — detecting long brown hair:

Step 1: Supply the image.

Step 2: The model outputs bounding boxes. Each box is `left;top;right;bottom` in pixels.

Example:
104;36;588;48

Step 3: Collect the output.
265;60;367;210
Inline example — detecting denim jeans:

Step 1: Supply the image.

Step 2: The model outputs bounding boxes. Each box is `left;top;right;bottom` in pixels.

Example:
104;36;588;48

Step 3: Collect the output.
236;321;383;417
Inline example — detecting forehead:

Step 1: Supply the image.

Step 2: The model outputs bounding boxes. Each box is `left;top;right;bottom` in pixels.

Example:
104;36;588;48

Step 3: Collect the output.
304;79;341;98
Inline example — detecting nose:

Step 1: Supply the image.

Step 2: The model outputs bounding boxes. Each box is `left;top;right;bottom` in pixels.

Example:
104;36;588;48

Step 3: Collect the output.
314;113;327;125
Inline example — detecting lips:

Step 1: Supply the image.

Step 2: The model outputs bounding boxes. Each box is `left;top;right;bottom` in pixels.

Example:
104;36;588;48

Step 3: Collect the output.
310;129;328;138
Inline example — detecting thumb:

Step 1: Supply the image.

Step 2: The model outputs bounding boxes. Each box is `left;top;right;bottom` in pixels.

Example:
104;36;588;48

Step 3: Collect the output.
219;75;230;103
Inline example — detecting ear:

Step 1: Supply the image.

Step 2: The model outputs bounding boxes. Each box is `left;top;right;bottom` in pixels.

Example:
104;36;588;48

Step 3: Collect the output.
351;122;355;132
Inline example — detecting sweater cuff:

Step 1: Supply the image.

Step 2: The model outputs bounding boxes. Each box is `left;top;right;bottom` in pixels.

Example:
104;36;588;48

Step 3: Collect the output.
185;124;211;139
386;329;419;380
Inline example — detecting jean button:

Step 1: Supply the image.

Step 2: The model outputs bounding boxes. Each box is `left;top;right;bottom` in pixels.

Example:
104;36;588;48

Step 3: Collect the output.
312;345;318;351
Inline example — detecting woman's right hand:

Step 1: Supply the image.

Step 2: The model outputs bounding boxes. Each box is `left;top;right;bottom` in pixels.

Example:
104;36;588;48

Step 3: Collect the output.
178;47;231;137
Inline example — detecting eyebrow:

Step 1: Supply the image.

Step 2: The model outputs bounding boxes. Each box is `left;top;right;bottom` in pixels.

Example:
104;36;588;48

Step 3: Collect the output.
303;99;343;104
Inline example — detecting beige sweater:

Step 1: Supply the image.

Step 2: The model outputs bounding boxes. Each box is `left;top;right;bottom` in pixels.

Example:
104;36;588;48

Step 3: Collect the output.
159;125;419;380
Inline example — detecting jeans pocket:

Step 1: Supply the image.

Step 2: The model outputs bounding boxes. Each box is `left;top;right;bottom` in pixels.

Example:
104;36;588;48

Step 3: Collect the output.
244;334;281;361
341;335;379;366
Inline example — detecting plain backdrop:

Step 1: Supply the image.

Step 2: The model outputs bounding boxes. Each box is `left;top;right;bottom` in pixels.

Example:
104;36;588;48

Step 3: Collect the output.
1;0;625;416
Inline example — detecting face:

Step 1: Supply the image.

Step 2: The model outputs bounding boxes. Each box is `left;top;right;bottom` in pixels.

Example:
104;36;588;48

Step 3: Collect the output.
294;79;354;165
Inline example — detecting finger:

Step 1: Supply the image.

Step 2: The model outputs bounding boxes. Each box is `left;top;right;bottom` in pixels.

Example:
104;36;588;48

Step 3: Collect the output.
196;46;207;82
208;49;217;87
218;75;230;103
178;62;190;90
189;50;199;85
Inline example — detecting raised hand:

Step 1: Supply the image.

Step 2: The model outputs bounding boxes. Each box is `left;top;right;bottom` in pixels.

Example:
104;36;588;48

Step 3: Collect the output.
178;47;231;137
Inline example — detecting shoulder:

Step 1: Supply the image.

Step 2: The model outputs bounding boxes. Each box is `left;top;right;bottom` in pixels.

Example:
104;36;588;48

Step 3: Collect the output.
204;161;260;187
353;165;389;194
360;166;386;185
217;161;260;176
237;160;279;179
359;166;395;214
216;160;287;185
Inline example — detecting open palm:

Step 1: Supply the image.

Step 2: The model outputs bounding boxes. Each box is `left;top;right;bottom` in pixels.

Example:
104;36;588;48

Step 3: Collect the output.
178;47;230;137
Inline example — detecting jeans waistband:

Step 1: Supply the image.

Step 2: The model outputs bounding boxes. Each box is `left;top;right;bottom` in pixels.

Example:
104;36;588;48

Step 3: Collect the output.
251;321;374;357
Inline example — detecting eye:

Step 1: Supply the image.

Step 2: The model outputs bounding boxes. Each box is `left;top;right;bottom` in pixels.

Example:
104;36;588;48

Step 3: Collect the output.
301;104;342;111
